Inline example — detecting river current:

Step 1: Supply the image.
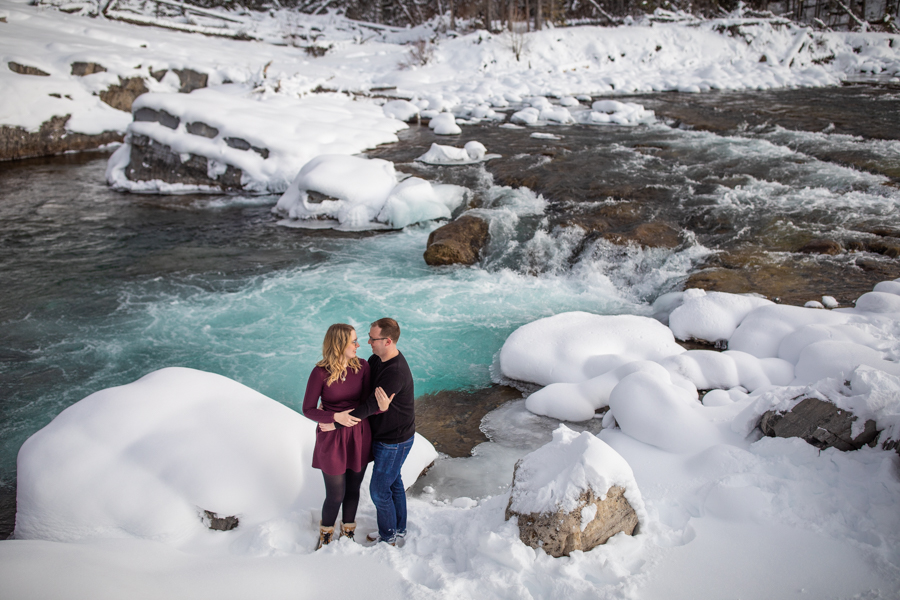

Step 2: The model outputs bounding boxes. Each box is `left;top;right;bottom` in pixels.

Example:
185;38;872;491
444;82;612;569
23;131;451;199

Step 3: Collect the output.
1;84;899;537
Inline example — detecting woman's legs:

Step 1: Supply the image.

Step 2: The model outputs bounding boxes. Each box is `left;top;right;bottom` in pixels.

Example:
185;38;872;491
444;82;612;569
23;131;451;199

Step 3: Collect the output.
320;472;346;527
341;468;366;524
321;469;366;526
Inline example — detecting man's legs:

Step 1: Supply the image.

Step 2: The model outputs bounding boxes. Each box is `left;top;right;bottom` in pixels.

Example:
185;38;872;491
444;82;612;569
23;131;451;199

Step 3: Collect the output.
370;436;415;542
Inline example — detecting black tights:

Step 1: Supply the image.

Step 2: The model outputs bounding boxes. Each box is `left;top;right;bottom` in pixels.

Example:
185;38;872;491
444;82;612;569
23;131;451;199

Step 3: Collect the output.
321;469;366;527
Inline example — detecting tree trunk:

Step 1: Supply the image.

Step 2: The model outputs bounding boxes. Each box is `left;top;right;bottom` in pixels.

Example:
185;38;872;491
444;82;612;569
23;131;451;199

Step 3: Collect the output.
536;0;543;29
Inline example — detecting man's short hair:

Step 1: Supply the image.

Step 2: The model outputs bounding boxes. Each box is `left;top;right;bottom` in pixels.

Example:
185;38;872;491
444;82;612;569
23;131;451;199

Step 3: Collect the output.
372;317;400;343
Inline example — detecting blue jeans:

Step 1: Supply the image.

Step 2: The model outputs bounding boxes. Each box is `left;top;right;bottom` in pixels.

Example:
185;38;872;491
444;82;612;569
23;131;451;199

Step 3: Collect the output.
370;436;414;543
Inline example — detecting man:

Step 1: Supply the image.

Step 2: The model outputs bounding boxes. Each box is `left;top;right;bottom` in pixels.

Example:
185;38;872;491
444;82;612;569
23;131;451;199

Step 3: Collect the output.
330;317;415;545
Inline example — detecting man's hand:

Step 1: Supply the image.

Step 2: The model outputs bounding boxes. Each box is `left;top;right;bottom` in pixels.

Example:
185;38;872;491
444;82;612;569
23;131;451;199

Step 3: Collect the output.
319;422;336;432
375;387;395;412
333;410;360;427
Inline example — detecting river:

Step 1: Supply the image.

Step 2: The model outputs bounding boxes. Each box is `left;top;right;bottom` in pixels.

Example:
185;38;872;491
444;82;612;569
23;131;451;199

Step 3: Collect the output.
1;83;898;537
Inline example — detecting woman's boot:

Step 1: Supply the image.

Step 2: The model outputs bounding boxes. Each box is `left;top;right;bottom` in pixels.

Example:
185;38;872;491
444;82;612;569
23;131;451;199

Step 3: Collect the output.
340;522;356;541
316;525;334;550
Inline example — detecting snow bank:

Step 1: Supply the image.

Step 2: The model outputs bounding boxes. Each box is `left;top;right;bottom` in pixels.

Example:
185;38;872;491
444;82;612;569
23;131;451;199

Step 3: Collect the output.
272;154;466;230
415;141;498;165
107;88;406;194
507;425;646;524
668;288;773;343
15;367;437;546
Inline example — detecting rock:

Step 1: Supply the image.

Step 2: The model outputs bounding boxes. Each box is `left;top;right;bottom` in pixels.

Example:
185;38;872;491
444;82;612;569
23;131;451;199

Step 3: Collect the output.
414;385;521;458
173;68;208;93
134;107;180;130
186;121;219;139
8;62;49;76
798;239;843;255
224;136;270;159
603;221;681;249
423;215;489;266
0;115;123;161
866;238;900;259
202;510;239;531
505;478;639;558
70;62;107;76
760;397;879;451
100;77;149;112
126;134;243;190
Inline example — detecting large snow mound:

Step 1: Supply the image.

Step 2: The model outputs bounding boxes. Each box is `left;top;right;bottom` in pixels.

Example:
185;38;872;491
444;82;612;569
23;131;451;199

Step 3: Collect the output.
272;154;466;230
15;367;437;546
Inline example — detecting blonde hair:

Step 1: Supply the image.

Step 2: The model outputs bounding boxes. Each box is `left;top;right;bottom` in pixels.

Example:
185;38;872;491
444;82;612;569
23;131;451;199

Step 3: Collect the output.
316;323;361;386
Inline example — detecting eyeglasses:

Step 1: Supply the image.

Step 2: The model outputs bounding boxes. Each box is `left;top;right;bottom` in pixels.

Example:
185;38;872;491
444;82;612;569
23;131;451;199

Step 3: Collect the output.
368;337;389;342
350;340;360;346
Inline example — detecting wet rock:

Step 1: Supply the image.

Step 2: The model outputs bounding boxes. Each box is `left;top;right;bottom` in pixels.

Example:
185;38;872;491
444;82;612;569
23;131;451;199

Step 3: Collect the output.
0;115;122;161
186;121;219;138
798;239;843;255
100;76;149;112
415;385;521;457
505;480;638;558
423;215;489;266
866;238;900;259
134;107;180;130
603;221;681;249
126;134;243;190
71;61;107;76
225;136;270;159
760;397;879;451
202;510;239;531
8;62;49;76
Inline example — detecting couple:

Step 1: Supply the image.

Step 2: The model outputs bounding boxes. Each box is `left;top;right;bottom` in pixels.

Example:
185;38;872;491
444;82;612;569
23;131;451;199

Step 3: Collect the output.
301;317;415;549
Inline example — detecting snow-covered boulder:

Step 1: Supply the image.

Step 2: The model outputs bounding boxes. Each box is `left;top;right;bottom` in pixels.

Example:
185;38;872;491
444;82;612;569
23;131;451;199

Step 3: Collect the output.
382;99;419;122
429;112;461;135
505;425;646;557
667;288;773;344
415;141;496;165
15;367;437;545
273;154;466;230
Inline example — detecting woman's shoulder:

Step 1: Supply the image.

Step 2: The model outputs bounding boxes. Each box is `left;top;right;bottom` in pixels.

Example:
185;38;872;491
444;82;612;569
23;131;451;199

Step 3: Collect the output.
309;365;330;381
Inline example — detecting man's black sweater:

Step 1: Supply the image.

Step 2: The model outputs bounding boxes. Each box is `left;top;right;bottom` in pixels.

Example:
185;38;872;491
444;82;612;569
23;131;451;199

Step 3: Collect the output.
347;351;415;444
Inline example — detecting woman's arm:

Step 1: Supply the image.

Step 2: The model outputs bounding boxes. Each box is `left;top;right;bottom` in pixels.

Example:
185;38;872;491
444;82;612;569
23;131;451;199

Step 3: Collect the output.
301;368;334;424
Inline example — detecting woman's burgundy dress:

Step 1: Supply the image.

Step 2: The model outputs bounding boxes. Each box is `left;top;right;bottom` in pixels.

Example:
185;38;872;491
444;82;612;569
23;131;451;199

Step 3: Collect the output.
302;362;372;475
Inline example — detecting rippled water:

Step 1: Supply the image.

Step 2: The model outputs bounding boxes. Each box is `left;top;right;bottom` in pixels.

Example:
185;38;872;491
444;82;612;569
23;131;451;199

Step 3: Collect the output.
2;84;899;536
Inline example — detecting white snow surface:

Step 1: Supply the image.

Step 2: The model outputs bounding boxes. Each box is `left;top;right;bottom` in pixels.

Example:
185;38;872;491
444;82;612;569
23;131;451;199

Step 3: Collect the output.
14;367;437;545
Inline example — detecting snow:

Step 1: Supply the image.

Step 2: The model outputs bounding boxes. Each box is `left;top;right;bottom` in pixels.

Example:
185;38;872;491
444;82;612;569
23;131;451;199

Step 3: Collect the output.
415;141;499;165
272;154;466;230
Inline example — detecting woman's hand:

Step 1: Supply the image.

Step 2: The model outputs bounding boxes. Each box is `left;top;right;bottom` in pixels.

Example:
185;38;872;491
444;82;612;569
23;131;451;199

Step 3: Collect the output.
334;409;360;427
319;422;336;432
375;387;395;412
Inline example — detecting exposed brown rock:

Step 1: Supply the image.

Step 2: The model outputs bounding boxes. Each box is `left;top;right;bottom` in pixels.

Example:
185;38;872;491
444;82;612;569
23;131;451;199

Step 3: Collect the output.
186;121;219;138
505;481;638;558
798;239;843;255
415;386;522;457
173;68;208;93
760;397;879;451
603;221;681;249
424;215;489;266
71;62;107;76
0;115;123;161
126;134;243;190
866;238;900;259
8;62;49;76
202;510;239;531
99;76;149;112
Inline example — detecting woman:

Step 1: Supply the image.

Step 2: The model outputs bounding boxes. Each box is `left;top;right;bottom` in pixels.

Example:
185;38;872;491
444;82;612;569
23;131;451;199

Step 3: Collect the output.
302;323;372;549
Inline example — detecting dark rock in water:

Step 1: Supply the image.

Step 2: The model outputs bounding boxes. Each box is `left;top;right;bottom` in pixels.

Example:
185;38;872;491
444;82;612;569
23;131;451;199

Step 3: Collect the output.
505;477;638;558
0;115;122;161
203;510;239;531
71;61;107;76
127;134;243;191
186;121;219;139
798;239;843;255
424;215;489;266
173;68;208;93
866;238;900;259
603;221;681;249
415;385;521;457
8;61;49;76
760;397;879;451
134;107;180;130
100;77;149;112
